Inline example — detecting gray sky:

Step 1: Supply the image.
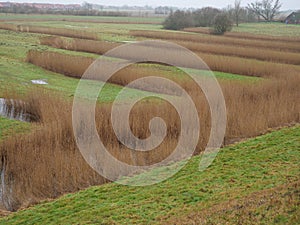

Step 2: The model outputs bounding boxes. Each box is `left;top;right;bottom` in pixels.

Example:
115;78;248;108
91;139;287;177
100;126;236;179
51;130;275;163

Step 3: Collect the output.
7;0;300;10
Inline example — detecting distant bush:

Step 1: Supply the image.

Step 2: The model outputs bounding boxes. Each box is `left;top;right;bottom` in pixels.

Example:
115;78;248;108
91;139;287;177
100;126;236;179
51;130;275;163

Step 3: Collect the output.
163;6;257;31
211;13;233;35
163;8;222;30
192;7;221;27
163;10;194;30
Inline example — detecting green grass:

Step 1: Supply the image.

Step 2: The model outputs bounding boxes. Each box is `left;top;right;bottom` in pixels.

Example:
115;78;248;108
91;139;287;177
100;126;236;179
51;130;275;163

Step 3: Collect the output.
0;13;165;24
4;20;162;42
0;54;157;103
0;117;31;140
171;179;299;224
1;125;299;224
232;22;300;36
0;29;98;60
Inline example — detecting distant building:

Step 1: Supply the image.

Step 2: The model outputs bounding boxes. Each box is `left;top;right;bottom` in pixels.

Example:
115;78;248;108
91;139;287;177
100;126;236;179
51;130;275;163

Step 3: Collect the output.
274;11;300;24
285;11;300;24
0;2;11;8
0;2;81;10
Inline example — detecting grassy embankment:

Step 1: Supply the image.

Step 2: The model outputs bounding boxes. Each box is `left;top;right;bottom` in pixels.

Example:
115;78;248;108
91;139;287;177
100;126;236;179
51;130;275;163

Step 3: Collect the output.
0;125;299;224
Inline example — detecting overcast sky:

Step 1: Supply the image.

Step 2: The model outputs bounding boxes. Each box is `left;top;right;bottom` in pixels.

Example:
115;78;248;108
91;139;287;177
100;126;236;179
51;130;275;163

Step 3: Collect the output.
7;0;300;10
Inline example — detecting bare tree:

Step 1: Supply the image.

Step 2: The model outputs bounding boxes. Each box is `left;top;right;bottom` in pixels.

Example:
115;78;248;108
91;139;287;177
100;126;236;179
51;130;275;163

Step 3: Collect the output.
234;0;242;26
82;2;93;15
247;0;282;21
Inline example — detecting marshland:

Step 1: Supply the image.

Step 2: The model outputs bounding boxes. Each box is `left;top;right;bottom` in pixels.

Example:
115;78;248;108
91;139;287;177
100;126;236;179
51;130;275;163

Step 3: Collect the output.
0;1;299;224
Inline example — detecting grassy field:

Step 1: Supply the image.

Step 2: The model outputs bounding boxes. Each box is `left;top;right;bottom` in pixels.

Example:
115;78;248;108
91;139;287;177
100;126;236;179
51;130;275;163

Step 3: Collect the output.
0;13;165;24
4;20;162;41
4;19;175;38
1;14;299;37
0;117;30;140
232;22;300;36
0;125;299;224
9;21;300;41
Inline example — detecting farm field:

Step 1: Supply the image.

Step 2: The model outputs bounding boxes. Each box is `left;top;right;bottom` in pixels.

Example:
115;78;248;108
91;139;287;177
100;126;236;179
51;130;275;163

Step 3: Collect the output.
184;22;300;37
0;11;299;224
0;13;165;24
232;22;300;36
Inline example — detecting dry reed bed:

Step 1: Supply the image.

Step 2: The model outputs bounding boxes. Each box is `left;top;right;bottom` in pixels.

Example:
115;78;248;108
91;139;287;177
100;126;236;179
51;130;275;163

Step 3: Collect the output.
40;36;300;65
0;91;203;210
198;53;300;78
0;23;98;40
26;50;300;81
25;50;203;95
2;30;300;211
0;71;299;211
130;30;300;53
40;36;121;55
0;93;107;211
183;27;300;43
176;40;300;65
25;50;300;139
26;50;93;78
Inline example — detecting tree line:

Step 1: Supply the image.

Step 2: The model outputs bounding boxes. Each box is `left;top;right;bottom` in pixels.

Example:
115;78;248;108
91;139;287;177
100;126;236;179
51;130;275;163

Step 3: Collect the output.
162;6;254;34
0;5;130;17
163;0;282;34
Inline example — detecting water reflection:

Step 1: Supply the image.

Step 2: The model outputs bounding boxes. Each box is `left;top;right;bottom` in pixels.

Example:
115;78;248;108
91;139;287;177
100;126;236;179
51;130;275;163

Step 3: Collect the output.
0;98;36;122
